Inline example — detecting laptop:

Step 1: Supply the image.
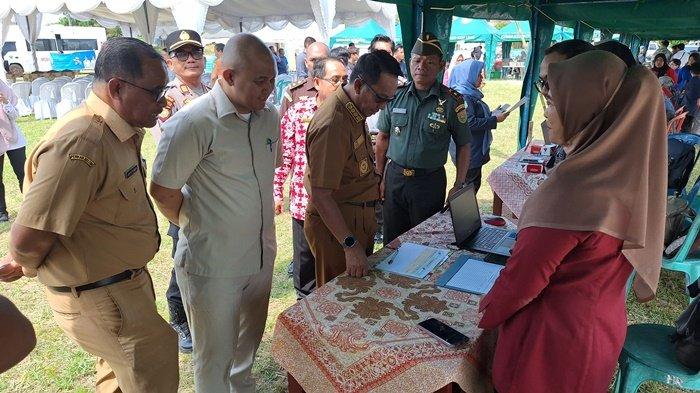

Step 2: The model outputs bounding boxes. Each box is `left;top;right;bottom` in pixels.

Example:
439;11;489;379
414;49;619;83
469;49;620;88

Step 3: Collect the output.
448;185;517;257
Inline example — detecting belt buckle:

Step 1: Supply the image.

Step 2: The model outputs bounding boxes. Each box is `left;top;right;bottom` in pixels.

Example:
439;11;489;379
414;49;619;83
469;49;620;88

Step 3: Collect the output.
403;168;415;177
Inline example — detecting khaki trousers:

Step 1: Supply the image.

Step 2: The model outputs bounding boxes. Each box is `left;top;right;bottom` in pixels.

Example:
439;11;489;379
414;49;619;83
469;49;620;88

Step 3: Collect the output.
305;204;376;287
45;269;179;393
175;257;273;393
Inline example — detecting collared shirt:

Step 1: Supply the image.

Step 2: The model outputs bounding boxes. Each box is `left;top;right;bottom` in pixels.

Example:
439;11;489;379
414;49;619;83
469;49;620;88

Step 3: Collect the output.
280;77;317;116
305;87;379;206
274;97;316;221
377;80;471;169
152;82;279;278
16;94;160;287
296;51;307;78
151;76;211;141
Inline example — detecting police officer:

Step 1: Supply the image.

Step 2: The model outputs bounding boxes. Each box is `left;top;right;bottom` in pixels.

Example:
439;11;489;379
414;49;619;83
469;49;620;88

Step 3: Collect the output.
280;41;330;115
151;29;211;354
375;32;472;245
304;51;401;286
0;38;178;392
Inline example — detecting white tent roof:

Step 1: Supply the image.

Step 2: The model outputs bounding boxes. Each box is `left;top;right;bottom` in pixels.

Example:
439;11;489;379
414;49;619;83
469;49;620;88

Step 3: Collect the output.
0;0;395;43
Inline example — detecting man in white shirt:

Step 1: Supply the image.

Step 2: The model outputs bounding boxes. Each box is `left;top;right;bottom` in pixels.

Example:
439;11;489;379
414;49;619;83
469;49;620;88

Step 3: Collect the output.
672;43;691;67
149;33;279;393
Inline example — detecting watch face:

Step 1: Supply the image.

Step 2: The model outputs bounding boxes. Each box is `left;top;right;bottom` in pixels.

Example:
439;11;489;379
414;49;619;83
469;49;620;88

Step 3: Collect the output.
344;236;356;248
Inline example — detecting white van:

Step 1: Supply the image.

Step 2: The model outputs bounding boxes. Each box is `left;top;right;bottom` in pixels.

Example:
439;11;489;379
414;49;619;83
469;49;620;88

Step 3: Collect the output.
2;25;107;75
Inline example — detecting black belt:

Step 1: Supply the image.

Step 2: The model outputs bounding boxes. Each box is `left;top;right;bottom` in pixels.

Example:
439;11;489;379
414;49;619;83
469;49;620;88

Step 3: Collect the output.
49;268;144;294
389;161;442;177
345;200;378;208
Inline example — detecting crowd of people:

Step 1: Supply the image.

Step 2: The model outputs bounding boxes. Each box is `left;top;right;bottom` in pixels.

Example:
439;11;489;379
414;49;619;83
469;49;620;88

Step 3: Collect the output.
0;28;678;393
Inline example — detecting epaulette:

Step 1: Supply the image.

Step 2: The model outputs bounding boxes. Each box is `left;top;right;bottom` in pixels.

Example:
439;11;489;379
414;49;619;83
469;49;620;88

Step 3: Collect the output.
445;86;464;102
289;79;306;90
84;114;107;143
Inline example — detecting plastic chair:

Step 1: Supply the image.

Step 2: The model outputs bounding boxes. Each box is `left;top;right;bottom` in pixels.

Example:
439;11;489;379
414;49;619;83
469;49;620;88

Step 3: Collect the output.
274;75;293;105
613;324;700;393
29;77;48;107
33;82;58;119
84;82;93;101
52;77;71;100
668;112;688;133
11;81;32;116
56;82;82;118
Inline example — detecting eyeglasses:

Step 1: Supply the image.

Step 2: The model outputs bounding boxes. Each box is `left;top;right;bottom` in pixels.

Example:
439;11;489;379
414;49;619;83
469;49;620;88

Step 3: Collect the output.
358;76;395;103
321;76;348;86
117;78;168;102
170;48;204;62
534;76;549;94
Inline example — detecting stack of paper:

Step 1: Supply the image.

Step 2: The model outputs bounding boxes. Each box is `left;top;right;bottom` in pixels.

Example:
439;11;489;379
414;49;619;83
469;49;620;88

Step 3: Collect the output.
436;255;504;295
375;242;449;279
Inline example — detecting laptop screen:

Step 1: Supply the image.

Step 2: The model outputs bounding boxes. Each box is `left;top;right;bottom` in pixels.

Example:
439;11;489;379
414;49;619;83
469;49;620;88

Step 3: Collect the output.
448;185;482;244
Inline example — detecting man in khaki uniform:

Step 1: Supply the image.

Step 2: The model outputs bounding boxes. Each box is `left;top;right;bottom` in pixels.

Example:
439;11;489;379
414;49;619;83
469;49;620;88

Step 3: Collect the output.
0;38;178;392
280;41;330;115
305;50;401;286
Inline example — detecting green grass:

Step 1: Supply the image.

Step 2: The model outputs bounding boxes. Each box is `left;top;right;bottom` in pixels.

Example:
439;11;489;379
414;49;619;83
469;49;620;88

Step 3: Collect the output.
0;81;691;392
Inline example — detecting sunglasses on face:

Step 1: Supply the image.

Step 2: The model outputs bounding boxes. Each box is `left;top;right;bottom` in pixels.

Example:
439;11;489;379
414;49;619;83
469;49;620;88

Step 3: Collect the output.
170;48;204;62
117;78;168;102
358;76;395;103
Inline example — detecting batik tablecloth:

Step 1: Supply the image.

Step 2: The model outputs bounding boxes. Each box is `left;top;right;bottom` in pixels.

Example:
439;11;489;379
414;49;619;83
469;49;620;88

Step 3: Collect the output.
271;212;515;393
486;148;548;217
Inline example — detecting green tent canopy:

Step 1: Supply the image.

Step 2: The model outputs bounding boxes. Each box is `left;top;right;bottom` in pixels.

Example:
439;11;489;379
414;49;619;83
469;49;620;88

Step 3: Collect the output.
498;21;573;42
329;19;389;47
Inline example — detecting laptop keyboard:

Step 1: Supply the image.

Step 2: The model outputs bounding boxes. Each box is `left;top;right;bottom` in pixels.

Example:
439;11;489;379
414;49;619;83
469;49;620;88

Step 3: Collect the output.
473;228;507;249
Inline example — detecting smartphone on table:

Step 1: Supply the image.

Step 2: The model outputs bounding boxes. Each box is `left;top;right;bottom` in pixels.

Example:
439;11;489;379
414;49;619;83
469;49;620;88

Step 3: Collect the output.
418;318;470;347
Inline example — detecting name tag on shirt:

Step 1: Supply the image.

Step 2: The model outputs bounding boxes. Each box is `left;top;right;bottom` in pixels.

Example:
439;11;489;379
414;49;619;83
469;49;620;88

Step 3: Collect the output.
353;134;365;150
392;108;407;114
124;165;138;179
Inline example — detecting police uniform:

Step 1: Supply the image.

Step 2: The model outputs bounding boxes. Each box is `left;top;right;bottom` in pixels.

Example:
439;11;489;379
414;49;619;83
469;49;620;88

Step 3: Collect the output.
304;87;380;286
153;29;210;353
280;77;317;116
15;93;178;392
377;33;472;245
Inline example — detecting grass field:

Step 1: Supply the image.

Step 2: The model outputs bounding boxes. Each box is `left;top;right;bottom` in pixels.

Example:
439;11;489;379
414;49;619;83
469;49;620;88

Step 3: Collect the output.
0;80;692;392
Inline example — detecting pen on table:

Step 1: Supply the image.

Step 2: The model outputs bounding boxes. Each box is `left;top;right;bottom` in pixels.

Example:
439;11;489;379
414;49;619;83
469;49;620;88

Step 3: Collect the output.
440;203;450;213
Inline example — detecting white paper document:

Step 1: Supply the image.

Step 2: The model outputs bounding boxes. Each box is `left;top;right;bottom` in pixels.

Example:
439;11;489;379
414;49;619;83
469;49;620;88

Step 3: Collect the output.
436;256;504;295
375;242;449;279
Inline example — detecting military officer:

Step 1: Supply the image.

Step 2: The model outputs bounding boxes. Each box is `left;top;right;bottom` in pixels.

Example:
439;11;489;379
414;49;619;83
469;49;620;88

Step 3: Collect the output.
280;41;330;115
304;50;401;286
152;29;211;354
0;38;178;392
375;32;472;245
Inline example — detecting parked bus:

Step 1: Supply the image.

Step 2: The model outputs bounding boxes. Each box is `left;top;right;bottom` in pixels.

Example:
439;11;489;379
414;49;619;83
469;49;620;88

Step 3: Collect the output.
2;25;107;75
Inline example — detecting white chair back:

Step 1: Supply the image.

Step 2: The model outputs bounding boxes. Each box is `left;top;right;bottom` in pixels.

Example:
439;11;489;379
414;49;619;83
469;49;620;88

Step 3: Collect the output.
39;82;58;101
11;82;31;101
31;77;48;96
61;83;82;104
84;82;93;99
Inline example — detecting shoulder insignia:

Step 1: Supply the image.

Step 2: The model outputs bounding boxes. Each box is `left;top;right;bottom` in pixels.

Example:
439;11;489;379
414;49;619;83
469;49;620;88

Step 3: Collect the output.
447;87;463;102
69;153;96;167
289;79;306;90
179;85;191;94
183;98;192;105
345;101;364;124
159;107;172;120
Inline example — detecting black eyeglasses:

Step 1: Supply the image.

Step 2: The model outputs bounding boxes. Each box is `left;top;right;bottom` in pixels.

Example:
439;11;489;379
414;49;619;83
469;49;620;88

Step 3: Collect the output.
534;76;549;94
170;48;204;62
321;75;348;86
358;76;395;103
117;78;168;102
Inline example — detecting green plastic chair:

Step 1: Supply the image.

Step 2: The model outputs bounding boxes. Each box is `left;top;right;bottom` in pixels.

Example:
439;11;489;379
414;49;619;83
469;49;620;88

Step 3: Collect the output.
613;324;700;393
662;192;700;297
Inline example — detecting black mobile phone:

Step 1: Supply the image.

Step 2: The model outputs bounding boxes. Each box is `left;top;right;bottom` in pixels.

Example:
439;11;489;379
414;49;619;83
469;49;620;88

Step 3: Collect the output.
418;318;470;347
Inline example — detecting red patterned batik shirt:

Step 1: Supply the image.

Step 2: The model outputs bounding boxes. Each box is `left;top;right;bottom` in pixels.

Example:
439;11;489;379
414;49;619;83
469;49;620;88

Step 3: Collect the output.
274;97;317;221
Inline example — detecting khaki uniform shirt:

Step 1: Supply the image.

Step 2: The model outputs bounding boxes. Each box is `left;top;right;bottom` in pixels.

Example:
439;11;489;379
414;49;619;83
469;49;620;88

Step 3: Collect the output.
305;87;379;206
151;83;279;278
151;77;210;141
280;77;317;116
16;94;160;287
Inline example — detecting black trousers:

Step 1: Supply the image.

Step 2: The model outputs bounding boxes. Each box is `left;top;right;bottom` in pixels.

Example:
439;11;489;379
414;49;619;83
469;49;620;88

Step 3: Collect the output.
0;147;26;213
466;167;483;193
166;223;188;325
292;218;316;299
383;161;447;245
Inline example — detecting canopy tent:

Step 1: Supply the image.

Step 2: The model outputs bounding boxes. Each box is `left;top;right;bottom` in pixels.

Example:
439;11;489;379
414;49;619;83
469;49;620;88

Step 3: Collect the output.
0;0;396;44
379;0;700;148
498;21;573;43
329;19;388;47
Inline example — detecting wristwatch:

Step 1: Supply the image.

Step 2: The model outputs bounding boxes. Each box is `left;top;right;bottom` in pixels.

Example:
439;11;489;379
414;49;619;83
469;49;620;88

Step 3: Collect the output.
342;235;357;249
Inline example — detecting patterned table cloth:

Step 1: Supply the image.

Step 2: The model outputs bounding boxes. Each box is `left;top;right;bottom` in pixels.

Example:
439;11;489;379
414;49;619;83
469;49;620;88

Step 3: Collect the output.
486;148;548;217
271;212;515;393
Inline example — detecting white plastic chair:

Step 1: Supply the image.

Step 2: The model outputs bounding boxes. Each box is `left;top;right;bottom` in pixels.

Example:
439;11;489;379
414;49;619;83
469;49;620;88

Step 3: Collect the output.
29;77;48;107
56;82;82;118
33;82;58;119
74;80;89;101
11;82;32;116
84;82;93;101
53;78;70;100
